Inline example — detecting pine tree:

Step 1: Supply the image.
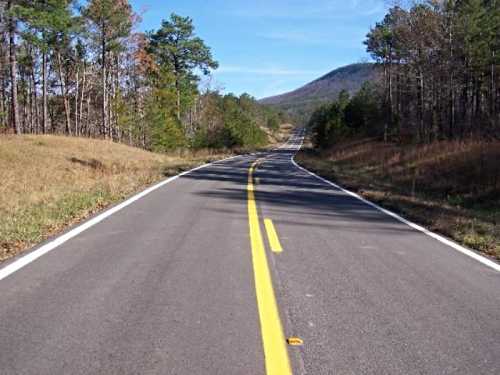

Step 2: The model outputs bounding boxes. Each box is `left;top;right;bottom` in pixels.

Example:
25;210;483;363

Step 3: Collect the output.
148;14;218;123
7;0;20;134
83;0;132;138
18;0;75;134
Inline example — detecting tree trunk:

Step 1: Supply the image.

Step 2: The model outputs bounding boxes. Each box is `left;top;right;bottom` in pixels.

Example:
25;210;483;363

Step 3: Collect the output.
56;51;71;135
448;20;454;140
490;52;496;128
42;51;48;133
175;76;181;122
108;54;117;140
0;74;5;129
28;69;33;132
23;80;29;132
419;71;425;142
8;0;20;134
173;57;182;122
449;75;455;139
79;62;87;136
30;50;39;133
383;63;388;142
74;65;79;136
101;31;108;138
388;47;394;142
86;92;91;136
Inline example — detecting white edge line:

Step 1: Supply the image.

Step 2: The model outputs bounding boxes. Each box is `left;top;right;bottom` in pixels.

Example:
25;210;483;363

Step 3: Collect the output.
290;134;500;273
0;154;243;281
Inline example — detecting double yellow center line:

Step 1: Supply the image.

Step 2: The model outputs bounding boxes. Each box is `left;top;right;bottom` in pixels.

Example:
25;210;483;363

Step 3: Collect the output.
247;159;293;375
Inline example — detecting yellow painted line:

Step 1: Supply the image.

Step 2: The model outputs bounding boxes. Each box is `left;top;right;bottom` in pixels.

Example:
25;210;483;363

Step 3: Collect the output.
264;219;283;253
248;160;293;375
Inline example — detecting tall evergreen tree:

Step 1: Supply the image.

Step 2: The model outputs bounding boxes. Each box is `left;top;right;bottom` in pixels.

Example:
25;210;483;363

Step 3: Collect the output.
7;0;20;134
16;0;75;133
83;0;132;137
148;14;218;122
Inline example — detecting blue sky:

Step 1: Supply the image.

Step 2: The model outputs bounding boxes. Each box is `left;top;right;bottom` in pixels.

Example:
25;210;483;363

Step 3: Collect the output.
130;0;388;99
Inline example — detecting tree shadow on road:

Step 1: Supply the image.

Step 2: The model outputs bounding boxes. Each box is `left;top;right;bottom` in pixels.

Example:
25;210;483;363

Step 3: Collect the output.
181;150;418;236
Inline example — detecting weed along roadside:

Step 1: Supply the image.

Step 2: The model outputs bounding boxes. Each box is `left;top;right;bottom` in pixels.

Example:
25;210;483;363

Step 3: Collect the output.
296;139;500;262
0;135;234;262
0;124;293;263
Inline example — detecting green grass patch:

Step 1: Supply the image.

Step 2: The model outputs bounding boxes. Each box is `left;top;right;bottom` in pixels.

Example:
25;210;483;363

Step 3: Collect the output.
0;190;116;261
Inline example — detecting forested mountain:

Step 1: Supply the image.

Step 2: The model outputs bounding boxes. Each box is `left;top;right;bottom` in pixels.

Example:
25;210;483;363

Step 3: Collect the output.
309;1;500;147
0;1;284;150
260;63;379;123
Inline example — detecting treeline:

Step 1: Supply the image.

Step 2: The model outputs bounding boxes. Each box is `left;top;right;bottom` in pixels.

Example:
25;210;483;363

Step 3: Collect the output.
0;1;284;150
308;86;383;148
310;0;499;147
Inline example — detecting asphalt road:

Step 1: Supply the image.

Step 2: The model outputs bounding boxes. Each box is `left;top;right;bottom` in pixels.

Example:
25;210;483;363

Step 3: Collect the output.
1;131;499;374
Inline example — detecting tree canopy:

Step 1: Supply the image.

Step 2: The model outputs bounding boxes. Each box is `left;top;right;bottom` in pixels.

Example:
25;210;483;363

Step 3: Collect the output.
0;5;283;150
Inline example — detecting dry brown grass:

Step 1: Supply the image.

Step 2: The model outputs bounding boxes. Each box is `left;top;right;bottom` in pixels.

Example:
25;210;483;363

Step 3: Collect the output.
297;139;500;260
265;123;295;146
0;135;231;261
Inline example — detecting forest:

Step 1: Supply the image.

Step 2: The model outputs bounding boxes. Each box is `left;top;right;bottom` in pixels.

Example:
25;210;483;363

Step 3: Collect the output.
0;1;285;151
309;0;499;147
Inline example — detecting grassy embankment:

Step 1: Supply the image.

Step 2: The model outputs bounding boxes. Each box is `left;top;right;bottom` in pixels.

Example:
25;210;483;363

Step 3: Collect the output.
0;135;235;262
296;139;500;260
0;124;294;262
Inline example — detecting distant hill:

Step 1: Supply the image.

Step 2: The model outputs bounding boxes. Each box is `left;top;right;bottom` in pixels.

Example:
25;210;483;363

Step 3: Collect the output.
260;63;379;124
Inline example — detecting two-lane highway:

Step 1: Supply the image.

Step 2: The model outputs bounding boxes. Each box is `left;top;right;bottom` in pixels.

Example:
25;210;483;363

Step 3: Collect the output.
1;131;499;374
